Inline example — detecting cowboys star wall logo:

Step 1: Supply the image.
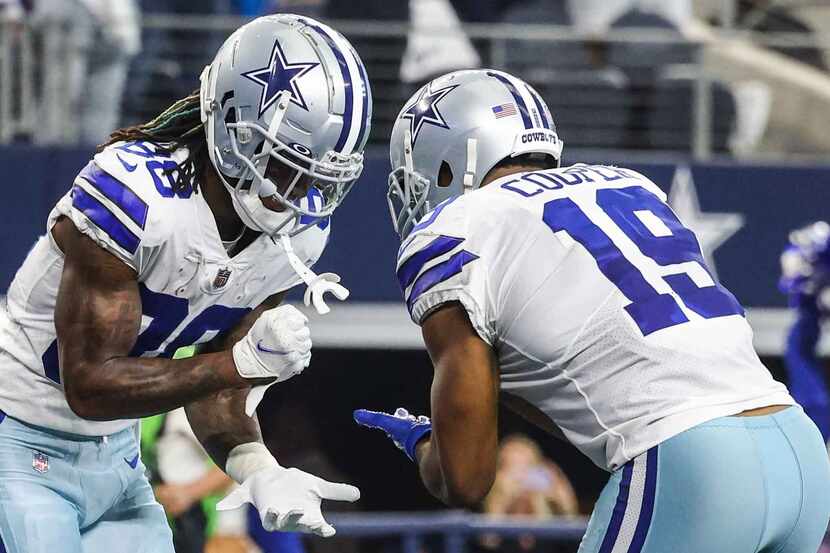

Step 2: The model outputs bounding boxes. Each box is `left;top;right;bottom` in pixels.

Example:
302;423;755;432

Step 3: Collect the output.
242;39;320;117
667;166;744;280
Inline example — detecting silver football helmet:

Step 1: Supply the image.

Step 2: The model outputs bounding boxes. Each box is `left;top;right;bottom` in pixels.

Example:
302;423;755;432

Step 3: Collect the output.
200;14;372;236
388;69;563;237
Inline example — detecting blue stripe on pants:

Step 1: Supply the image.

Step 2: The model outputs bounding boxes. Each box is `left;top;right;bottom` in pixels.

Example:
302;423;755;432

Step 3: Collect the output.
579;407;830;553
598;460;633;553
628;447;658;553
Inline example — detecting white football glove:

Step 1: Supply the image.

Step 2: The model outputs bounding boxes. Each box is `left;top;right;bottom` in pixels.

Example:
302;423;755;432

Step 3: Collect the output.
217;465;360;537
232;305;311;415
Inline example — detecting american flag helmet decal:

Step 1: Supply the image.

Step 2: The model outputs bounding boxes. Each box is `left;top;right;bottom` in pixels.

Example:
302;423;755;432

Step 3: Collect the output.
492;103;517;119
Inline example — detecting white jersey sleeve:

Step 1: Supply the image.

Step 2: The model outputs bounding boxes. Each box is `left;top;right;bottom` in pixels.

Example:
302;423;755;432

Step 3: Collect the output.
396;196;496;345
51;143;178;275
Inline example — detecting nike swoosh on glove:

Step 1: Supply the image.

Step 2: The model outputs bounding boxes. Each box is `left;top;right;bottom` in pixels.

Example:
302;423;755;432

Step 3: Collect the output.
232;305;312;415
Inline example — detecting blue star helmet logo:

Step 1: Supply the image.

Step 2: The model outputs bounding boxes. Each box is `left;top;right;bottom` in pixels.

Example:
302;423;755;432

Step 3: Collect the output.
401;84;459;146
242;39;320;118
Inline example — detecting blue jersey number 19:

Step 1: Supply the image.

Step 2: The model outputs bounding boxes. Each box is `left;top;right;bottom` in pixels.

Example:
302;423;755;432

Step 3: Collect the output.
543;185;743;336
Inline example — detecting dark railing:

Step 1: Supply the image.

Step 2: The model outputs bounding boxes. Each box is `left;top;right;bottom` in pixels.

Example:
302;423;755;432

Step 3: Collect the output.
325;511;589;553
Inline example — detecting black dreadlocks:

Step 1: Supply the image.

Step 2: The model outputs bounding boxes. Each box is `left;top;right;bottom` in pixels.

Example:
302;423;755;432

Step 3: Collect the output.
99;91;210;194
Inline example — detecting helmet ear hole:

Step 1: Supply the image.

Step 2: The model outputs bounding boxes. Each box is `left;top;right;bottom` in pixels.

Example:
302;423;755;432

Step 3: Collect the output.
438;161;453;188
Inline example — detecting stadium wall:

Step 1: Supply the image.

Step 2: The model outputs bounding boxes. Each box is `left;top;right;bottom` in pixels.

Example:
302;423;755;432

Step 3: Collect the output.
1;146;828;354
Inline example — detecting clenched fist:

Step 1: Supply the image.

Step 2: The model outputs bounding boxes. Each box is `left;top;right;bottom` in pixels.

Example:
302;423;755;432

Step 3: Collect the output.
233;305;311;414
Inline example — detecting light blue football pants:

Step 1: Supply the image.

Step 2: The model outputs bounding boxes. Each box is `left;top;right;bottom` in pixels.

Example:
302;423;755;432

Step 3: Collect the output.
579;405;830;553
0;412;173;553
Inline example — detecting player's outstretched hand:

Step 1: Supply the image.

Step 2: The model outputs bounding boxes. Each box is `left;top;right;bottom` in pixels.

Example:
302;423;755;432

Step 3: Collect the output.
216;465;360;538
353;408;432;462
233;305;311;383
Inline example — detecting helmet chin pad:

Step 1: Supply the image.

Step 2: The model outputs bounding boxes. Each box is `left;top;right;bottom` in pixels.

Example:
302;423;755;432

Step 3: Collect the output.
207;101;359;237
224;175;298;236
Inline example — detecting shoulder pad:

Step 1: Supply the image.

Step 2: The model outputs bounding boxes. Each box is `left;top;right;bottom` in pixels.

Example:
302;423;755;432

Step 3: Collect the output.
398;196;468;258
610;165;667;202
61;142;196;272
94;141;194;202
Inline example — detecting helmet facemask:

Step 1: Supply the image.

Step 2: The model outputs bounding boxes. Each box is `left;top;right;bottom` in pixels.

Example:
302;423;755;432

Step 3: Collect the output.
203;76;363;237
387;130;433;238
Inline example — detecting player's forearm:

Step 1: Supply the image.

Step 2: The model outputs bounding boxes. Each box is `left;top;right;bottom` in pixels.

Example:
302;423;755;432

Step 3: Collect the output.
185;387;264;470
181;293;286;471
415;438;450;503
416;437;490;508
63;351;252;420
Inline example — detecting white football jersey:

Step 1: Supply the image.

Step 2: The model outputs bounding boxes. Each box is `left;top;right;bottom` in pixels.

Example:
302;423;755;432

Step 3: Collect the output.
397;163;793;471
0;141;328;436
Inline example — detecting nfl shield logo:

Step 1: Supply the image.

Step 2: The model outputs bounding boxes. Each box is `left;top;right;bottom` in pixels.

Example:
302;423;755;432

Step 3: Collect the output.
213;268;232;289
32;451;49;473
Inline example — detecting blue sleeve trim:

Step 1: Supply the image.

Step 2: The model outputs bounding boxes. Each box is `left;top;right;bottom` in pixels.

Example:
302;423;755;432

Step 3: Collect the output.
407;249;479;313
397;235;464;292
78;162;148;230
71;186;141;254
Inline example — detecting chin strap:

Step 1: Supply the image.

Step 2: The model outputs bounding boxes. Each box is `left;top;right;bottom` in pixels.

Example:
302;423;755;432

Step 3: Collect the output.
278;234;349;315
463;137;477;193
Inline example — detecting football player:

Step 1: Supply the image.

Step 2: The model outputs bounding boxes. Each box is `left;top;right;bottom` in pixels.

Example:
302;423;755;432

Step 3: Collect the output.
356;69;830;552
0;14;371;552
780;221;830;441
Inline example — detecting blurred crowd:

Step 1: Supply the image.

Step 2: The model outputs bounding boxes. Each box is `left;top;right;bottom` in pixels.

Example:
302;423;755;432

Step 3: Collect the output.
478;435;579;553
148;403;582;553
0;0;828;153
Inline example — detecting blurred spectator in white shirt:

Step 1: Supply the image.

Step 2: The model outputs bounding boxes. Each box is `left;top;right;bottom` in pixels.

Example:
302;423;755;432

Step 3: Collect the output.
0;0;24;22
568;0;692;34
399;0;480;84
31;0;140;144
